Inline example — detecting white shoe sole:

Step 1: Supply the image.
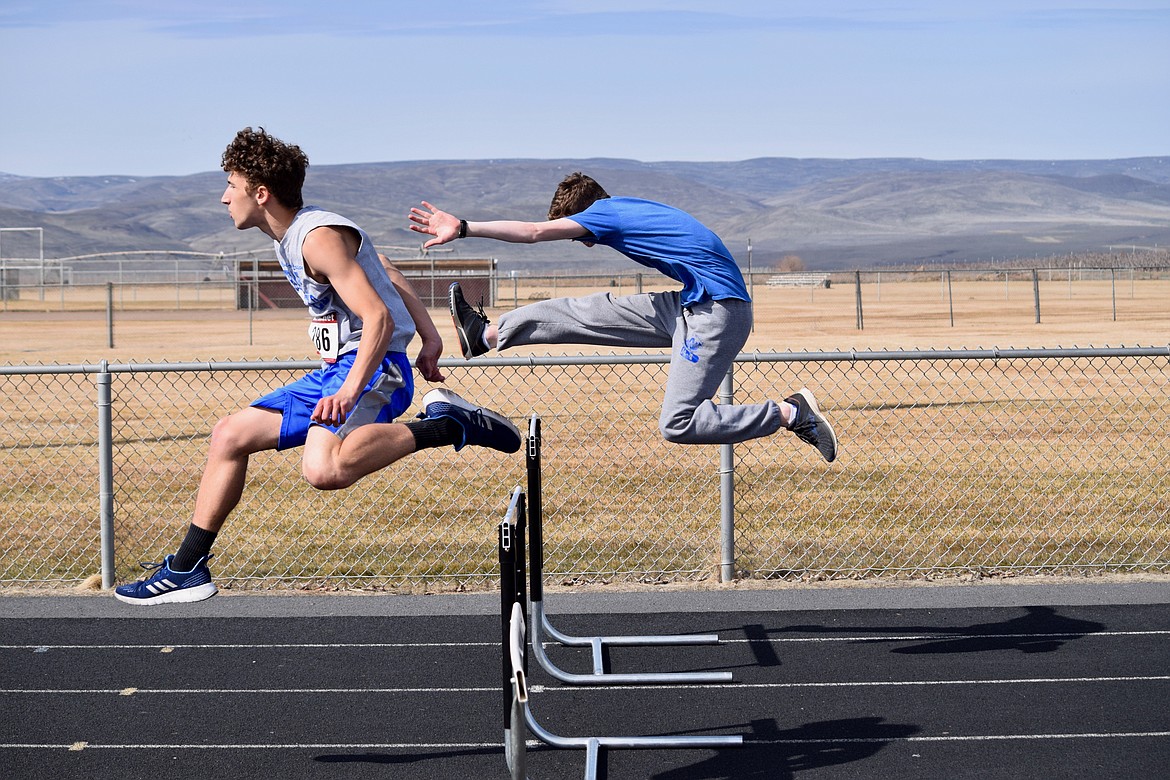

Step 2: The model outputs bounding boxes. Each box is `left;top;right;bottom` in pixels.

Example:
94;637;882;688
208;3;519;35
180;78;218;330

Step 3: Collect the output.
422;388;520;450
797;387;839;463
114;582;218;605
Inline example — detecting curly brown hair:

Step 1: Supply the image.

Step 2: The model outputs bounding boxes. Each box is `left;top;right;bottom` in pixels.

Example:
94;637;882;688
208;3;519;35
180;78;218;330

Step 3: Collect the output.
221;127;308;210
547;172;609;220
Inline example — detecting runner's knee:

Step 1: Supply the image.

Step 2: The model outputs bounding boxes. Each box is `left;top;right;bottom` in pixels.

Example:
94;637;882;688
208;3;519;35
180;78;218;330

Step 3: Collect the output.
301;460;353;491
207;415;255;459
659;412;693;444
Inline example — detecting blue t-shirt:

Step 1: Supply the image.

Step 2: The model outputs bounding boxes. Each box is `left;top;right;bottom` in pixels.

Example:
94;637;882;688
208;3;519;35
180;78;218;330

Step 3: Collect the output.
566;197;750;307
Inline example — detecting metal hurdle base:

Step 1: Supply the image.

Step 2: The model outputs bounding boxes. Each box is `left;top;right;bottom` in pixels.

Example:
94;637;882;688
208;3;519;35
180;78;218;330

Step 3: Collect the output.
525;413;733;685
508;601;742;780
528;599;732;685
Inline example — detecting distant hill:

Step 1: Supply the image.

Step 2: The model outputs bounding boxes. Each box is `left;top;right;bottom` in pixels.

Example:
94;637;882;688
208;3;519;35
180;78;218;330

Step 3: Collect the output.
1;157;1168;271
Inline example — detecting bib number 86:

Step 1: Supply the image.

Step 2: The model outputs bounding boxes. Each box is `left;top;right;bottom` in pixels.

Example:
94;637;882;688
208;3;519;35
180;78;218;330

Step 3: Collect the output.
310;318;340;363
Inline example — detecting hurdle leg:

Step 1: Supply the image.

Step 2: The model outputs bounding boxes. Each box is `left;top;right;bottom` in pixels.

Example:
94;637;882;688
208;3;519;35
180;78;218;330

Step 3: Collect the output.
499;487;528;778
507;601;529;780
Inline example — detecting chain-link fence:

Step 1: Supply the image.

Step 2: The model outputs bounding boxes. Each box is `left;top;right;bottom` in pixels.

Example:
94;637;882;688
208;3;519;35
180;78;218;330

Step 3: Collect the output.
2;347;1168;592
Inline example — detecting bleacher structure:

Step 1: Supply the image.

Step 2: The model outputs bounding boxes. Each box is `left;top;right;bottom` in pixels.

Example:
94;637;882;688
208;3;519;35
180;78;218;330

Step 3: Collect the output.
765;272;831;288
234;256;497;309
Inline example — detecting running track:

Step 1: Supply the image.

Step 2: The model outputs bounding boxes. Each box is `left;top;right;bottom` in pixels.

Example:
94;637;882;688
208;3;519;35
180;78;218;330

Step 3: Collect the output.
3;581;1169;779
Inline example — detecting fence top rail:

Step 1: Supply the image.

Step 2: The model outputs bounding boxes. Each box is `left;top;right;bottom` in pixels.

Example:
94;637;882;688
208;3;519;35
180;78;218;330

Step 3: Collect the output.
3;345;1168;376
737;345;1170;362
0;359;319;376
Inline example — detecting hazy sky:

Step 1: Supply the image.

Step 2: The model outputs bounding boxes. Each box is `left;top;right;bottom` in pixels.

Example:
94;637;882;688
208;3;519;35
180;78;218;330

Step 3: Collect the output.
1;1;1167;178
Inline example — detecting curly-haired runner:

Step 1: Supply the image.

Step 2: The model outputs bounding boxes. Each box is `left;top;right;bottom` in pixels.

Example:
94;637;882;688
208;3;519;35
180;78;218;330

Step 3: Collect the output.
115;128;520;605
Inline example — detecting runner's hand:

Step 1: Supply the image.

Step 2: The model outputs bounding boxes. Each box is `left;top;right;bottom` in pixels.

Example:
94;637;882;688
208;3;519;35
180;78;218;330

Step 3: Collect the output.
312;393;353;426
408;202;459;248
415;338;445;383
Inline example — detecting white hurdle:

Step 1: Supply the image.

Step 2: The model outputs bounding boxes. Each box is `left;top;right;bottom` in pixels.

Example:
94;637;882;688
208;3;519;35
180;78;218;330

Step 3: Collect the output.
499;478;742;780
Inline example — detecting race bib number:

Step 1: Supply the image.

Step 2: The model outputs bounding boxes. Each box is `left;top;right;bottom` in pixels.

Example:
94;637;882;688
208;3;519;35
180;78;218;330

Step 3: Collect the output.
309;316;340;363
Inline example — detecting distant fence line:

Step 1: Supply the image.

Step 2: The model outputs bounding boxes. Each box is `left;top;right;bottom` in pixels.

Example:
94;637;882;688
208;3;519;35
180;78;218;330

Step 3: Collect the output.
4;263;1170;340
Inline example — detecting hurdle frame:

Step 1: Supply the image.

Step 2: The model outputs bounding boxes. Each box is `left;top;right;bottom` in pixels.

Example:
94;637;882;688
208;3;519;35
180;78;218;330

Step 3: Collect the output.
525;413;734;685
498;483;743;780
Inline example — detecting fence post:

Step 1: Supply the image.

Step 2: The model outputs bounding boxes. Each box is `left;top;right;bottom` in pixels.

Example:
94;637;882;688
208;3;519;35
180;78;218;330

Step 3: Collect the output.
97;360;116;589
1032;268;1041;323
249;256;258;345
946;270;954;327
719;366;736;582
106;282;114;348
854;270;864;330
1110;267;1117;321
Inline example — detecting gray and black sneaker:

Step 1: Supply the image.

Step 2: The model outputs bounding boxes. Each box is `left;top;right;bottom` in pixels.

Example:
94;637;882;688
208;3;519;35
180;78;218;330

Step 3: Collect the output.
785;388;838;463
448;282;490;359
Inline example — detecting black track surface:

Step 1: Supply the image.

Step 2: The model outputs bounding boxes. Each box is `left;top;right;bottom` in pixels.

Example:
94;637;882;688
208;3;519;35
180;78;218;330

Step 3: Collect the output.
3;584;1169;779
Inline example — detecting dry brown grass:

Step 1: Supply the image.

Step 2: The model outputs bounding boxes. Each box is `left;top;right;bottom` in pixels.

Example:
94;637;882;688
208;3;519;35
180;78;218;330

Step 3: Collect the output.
3;277;1168;589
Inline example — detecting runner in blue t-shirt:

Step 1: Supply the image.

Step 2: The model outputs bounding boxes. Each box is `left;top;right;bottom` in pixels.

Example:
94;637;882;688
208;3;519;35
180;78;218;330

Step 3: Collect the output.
409;172;837;461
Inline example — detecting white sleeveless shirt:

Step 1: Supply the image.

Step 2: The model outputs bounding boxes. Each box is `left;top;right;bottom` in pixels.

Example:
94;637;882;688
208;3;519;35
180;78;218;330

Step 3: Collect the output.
274;207;416;358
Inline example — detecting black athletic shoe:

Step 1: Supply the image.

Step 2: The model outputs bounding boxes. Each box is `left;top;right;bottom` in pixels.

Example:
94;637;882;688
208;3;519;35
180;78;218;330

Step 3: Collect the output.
448;283;490;359
785;388;839;463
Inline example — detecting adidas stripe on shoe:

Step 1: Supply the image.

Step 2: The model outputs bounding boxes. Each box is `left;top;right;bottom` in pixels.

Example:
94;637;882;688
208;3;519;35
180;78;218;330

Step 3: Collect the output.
114;554;218;605
421;388;520;453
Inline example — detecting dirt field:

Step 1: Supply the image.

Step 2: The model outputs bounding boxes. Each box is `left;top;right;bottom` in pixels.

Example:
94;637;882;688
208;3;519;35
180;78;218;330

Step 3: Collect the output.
2;277;1167;364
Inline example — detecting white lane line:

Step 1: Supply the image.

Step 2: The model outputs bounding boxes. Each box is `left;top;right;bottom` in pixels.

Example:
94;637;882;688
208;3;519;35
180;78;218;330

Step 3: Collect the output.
758;731;1170;745
0;642;496;650
4;732;1170;751
5;674;1170;696
529;675;1170;693
730;630;1170;643
2;686;498;694
2;629;1166;652
2;741;504;750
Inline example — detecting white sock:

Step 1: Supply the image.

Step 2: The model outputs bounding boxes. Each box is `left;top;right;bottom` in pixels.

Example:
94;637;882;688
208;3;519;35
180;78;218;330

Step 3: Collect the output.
784;401;799;427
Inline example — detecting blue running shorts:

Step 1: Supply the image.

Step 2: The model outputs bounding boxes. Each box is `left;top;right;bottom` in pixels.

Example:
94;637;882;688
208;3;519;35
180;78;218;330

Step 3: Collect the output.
252;351;414;450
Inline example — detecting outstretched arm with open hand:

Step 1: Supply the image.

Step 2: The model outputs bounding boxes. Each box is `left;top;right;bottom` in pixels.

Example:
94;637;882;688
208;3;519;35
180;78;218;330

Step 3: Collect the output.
408;201;590;248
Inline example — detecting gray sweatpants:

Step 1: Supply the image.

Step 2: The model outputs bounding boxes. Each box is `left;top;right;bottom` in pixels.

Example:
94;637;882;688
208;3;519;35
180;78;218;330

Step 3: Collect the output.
496;291;784;444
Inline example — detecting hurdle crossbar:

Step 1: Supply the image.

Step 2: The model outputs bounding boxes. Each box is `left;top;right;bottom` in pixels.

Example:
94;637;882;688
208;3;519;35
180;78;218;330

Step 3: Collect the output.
525;414;733;685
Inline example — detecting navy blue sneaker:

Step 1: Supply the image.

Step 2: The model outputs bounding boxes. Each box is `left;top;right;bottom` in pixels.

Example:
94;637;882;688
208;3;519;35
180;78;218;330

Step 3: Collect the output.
422;388;521;453
114;554;218;605
785;388;839;463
